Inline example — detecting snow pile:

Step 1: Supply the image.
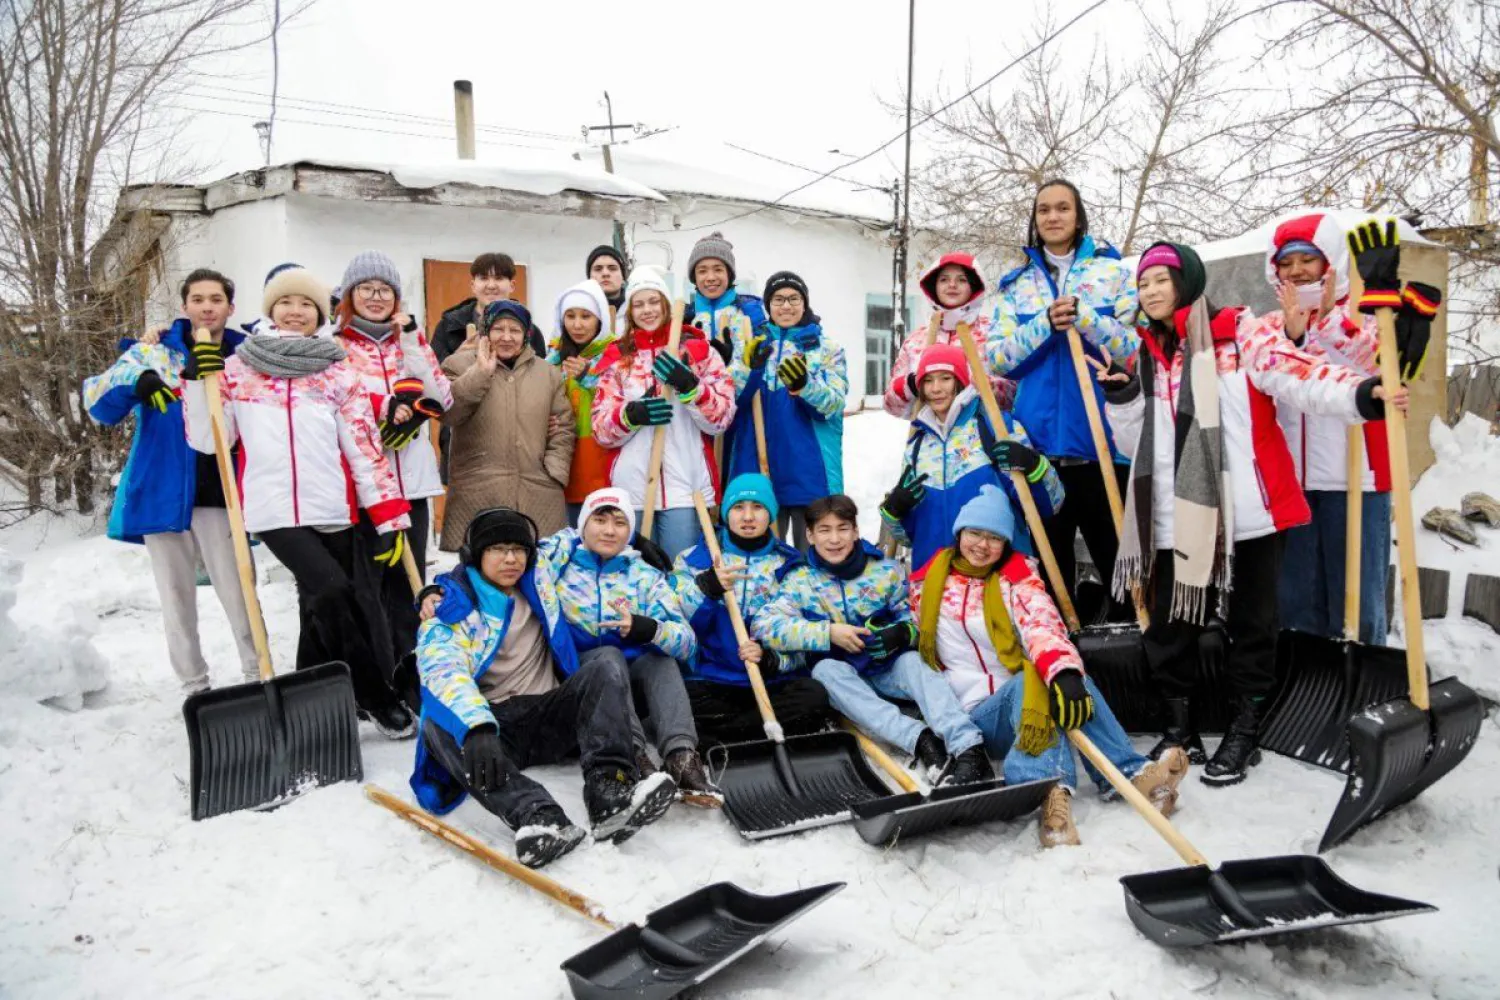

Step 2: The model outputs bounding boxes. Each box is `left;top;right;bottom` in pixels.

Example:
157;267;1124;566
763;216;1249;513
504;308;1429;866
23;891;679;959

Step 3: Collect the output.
0;547;108;710
296;154;668;203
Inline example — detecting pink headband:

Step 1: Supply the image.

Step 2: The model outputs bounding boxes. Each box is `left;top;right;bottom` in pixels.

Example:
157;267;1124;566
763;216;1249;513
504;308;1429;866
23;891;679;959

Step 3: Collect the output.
1138;245;1181;274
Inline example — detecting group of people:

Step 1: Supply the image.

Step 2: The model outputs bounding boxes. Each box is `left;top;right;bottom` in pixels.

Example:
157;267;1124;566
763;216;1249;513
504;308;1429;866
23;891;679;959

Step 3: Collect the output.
84;179;1439;867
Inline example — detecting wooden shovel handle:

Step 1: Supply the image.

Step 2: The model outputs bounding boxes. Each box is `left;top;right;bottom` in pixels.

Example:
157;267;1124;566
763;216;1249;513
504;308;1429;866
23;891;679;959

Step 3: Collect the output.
401;542;424;598
842;721;920;793
1344;427;1364;642
1068;730;1210;868
195;329;274;682
749;390;781;540
641;295;687;538
1374;307;1428;708
365;785;615;929
955;324;1080;630
693;492;782;739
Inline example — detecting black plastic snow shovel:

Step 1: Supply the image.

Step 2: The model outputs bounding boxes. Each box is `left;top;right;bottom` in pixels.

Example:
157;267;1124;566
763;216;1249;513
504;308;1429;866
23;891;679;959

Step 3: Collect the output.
183;329;362;820
367;785;844;1000
693;494;891;840
1316;304;1484;851
846;724;1057;846
1068;731;1434;947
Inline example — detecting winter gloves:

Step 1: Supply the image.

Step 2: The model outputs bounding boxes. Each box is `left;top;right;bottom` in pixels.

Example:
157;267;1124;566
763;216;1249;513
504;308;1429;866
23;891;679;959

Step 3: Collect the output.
865;621;917;660
1097;359;1140;405
624;397;672;429
652;351;700;399
623;615;660;646
695;567;727;601
777;355;809;392
184;341;224;380
710;337;734;365
881;467;929;521
463;725;507;793
1349;219;1403;312
1394;282;1441;383
987;439;1048;482
372;531;406;569
1049;670;1095;731
134;371;176;412
744;335;773;371
380;377;443;449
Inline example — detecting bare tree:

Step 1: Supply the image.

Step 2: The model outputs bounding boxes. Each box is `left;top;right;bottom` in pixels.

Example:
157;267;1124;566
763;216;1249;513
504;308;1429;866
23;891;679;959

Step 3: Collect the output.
0;0;288;515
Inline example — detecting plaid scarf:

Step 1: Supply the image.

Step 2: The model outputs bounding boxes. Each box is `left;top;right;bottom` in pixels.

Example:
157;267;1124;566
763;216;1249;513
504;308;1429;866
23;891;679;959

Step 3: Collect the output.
1113;298;1235;623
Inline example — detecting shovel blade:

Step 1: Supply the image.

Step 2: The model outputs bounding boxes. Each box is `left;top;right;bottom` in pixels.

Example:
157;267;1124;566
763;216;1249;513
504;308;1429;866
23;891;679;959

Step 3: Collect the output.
716;732;891;840
1120;855;1435;948
561;881;845;1000
184;662;363;820
1074;624;1159;733
1320;677;1485;851
851;777;1057;845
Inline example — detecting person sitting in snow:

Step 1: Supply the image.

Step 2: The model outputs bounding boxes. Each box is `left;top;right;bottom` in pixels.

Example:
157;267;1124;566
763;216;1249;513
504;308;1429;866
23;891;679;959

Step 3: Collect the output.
752;494;992;785
82;268;259;696
880;342;1063;572
535;488;716;801
670;473;832;745
912;485;1190;848
411;507;677;868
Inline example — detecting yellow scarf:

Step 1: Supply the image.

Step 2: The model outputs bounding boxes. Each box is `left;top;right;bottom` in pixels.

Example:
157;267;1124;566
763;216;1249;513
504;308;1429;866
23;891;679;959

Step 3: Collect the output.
917;549;1056;755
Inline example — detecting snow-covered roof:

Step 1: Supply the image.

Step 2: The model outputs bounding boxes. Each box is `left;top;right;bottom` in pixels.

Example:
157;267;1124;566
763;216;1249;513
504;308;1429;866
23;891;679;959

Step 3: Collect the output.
291;154;667;202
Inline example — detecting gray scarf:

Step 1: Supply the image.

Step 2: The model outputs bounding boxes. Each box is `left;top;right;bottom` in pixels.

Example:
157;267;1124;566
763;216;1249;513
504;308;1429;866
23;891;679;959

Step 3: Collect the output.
238;334;346;378
347;315;395;340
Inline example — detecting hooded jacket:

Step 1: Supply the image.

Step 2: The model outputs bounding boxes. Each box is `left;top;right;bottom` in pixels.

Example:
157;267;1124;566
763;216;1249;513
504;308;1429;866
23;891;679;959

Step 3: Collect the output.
548;279;620;503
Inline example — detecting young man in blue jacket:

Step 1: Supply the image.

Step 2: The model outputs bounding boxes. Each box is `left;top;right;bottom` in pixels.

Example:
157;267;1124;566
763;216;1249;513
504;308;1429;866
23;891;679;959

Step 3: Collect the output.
82;269;258;695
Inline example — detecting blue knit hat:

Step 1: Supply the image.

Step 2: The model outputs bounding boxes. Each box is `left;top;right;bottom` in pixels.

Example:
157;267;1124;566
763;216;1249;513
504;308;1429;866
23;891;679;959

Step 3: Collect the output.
722;473;778;521
952;484;1018;546
483;299;533;333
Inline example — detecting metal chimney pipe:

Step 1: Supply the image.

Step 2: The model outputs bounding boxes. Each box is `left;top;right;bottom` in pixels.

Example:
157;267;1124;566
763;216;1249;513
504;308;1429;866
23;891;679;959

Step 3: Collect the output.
454;80;476;160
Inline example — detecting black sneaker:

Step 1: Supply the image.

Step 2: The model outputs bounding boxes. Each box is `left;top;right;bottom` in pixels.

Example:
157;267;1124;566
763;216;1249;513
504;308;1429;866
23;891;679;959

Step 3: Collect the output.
360;701;415;740
584;768;677;844
515;806;585;868
1201;697;1267;787
913;728;949;781
939;745;996;786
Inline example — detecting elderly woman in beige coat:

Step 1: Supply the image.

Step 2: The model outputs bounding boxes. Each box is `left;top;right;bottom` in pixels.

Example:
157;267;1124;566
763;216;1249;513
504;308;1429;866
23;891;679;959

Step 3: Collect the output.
440;300;575;548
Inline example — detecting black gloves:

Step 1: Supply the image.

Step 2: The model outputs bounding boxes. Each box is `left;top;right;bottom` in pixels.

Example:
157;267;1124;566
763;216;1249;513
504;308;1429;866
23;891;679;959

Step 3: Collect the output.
632;533;673;573
695;567;727;600
1098;360;1140;405
1049;670;1095;731
183;341;224;380
652;351;699;396
1348;218;1402;312
372;530;406;569
777;355;809;392
134;371;176;412
624;397;673;428
1395;281;1441;383
904;372;919;399
759;645;783;673
623;615;659;646
463;725;507;793
881;467;929;521
710;337;733;365
865;621;917;660
987;439;1046;479
382;397;443;449
1354;378;1386;420
746;336;773;371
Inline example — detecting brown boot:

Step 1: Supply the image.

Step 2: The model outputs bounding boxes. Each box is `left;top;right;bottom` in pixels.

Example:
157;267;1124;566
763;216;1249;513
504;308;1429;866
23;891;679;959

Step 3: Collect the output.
665;748;723;808
1039;786;1080;848
1131;746;1189;818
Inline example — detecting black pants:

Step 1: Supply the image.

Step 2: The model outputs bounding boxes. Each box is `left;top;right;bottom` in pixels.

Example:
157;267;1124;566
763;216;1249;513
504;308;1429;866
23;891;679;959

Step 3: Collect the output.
1142;533;1285;700
257;526;403;713
778;507;809;552
421;656;635;828
686;678;831;746
1042;460;1131;621
357;498;429;675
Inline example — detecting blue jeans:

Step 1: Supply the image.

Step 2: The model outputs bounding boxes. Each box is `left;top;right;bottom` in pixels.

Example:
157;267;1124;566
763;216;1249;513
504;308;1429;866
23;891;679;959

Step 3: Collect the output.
1279;490;1390;644
969;674;1148;793
634;507;702;561
811;650;984;755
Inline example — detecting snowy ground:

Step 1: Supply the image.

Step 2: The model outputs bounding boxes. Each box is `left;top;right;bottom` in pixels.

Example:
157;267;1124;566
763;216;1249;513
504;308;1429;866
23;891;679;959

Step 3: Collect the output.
2;410;1498;1000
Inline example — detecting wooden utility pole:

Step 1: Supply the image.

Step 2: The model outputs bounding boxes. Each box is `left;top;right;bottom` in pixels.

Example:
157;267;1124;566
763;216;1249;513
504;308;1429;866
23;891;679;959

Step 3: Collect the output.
584;92;639;253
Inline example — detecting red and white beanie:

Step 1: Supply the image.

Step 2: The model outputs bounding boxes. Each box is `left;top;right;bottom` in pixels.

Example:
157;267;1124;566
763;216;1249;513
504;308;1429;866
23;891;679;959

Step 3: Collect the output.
1264;213;1351;302
915;343;972;390
577;486;636;535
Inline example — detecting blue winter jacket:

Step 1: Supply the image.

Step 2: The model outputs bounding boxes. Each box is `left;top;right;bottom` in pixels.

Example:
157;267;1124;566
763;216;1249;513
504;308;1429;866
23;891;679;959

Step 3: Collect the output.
82;319;247;543
988;236;1139;462
689;289;766;351
724;319;846;506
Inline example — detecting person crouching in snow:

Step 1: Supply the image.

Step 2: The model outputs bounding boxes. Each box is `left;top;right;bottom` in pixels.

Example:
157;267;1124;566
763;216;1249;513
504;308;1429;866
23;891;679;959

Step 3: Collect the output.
884;252;1015;417
411;507;677;868
670;473;832;744
549;279;619;527
753;494;992;785
913;485;1189;847
1099;241;1408;786
880;343;1063;572
536;488;715;799
591;266;735;558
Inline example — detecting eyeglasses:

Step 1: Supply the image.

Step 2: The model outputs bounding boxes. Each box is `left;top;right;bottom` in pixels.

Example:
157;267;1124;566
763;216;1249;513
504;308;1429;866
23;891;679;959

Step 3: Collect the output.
489;544;529;560
770;295;803;307
355;284;395;301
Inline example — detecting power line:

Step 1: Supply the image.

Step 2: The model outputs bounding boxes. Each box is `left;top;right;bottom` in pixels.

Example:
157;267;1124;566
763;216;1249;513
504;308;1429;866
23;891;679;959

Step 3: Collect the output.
165;103;564;152
674;0;1111;233
722;142;892;193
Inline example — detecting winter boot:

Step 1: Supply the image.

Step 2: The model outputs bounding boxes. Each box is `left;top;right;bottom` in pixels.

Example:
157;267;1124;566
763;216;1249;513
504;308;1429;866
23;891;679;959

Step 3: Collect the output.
584;767;677;844
1129;746;1190;817
1421;506;1479;545
1202;697;1267;787
939;744;996;786
1148;697;1207;765
360;701;416;740
1039;786;1080;848
1461;491;1500;527
912;728;949;783
514;805;586;869
634;745;658;779
665;747;722;807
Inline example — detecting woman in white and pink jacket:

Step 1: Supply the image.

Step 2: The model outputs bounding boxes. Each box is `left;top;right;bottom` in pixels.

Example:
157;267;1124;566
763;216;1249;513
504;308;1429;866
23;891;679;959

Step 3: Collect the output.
1098;241;1406;787
181;266;415;738
590;266;735;559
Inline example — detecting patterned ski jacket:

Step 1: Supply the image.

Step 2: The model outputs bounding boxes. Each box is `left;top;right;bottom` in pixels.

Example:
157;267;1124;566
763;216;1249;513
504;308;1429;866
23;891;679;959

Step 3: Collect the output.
689;289;766;366
752;542;912;677
886;386;1063;570
987;236;1139;461
590;326;735;510
671;532;807;686
1106;306;1371;549
886;256;1012;417
333;320;452;502
724;319;847;506
910;549;1082;712
548;280;621;503
180;328;410;534
536;528;696;662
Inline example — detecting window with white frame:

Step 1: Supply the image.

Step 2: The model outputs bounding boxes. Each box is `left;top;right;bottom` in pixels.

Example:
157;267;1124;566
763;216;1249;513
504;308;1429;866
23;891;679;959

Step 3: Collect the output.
864;294;913;396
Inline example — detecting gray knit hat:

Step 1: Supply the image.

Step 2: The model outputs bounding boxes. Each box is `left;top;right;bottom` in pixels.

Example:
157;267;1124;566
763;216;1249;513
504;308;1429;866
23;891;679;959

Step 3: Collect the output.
338;250;402;302
687;231;736;286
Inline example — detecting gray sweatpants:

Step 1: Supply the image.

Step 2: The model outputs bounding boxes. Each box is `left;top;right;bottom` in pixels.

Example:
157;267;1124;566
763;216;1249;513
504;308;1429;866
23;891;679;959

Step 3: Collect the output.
142;507;260;693
578;646;698;759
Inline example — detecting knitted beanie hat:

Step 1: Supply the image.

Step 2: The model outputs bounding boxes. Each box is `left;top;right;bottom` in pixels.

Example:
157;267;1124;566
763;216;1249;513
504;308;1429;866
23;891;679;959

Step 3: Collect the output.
586;244;629;278
688;231;736;286
339;251;403;302
263;267;331;326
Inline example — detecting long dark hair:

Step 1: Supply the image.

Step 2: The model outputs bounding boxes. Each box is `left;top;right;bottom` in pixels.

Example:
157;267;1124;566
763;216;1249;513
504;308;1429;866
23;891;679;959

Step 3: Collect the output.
1026;178;1089;251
